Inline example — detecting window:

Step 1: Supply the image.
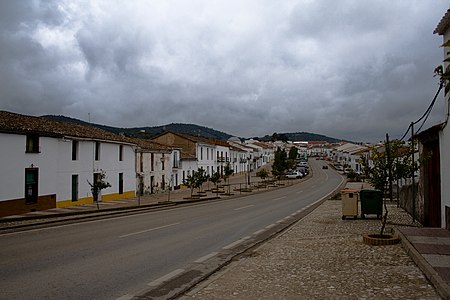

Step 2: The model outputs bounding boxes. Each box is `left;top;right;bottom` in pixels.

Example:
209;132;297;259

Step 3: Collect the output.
71;175;78;201
161;175;165;190
119;145;123;161
200;147;203;160
173;151;179;168
95;142;100;161
72;140;79;161
118;173;123;194
161;154;165;171
151;153;154;171
25;168;38;204
26;134;40;153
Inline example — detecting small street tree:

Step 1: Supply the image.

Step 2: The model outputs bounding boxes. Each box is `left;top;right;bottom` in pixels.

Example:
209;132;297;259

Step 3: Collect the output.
194;168;208;193
361;135;419;235
223;163;234;194
88;170;111;210
256;168;269;184
183;174;197;198
209;171;221;197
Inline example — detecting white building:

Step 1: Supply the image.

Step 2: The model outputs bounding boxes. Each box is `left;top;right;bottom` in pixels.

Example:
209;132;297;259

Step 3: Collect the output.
0;111;136;217
151;131;217;182
135;139;181;195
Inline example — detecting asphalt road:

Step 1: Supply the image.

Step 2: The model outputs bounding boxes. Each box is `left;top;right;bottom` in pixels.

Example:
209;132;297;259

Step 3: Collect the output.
0;160;344;300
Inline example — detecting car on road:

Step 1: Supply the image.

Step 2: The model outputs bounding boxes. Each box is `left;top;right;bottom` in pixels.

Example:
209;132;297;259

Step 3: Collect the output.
286;170;303;179
322;165;328;169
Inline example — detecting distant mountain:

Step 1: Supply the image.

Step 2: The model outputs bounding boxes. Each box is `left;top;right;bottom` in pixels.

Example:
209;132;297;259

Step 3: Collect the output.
42;115;342;142
257;132;341;143
42;115;233;140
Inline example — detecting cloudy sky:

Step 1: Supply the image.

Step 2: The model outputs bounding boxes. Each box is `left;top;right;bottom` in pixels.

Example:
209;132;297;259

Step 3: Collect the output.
0;1;448;142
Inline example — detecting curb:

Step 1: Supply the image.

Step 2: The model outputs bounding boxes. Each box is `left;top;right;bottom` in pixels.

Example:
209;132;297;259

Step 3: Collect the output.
395;228;450;300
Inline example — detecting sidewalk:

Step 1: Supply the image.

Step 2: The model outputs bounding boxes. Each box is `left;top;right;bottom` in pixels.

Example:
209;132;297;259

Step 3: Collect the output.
181;200;448;299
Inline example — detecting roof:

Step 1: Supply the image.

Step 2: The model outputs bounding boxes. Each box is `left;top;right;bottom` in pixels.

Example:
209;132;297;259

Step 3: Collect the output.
415;123;444;143
151;130;215;145
434;8;450;35
0;111;135;144
134;138;172;151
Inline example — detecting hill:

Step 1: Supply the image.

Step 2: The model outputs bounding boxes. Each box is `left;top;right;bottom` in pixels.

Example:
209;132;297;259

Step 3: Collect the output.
42;115;233;140
257;132;341;143
43;115;341;142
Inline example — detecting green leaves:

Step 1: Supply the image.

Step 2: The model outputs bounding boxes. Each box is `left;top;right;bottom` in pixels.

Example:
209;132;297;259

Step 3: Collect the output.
440;40;450;47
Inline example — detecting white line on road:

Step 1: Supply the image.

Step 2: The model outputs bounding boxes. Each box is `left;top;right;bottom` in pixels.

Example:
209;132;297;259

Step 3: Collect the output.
266;224;275;229
253;229;265;236
296;190;303;194
223;237;249;250
273;196;286;201
195;252;218;263
148;269;185;287
234;204;254;211
119;222;180;238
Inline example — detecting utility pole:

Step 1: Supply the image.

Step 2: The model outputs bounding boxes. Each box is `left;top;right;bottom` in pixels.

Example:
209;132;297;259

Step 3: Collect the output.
411;122;416;223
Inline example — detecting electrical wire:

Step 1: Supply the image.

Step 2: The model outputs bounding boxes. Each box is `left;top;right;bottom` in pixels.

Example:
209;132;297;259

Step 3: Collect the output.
398;80;444;141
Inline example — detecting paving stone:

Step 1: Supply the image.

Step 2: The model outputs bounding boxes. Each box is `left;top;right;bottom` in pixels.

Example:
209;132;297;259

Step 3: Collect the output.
184;201;441;299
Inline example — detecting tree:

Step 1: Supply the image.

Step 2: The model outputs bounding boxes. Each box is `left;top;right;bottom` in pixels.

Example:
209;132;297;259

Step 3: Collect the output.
194;168;208;193
434;40;450;95
223;163;234;194
256;168;269;183
360;136;419;235
272;147;288;179
87;170;111;210
183;174;197;198
209;171;222;197
288;147;299;160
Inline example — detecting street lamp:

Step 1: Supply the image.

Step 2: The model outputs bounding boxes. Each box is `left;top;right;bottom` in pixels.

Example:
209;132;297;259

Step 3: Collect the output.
247;156;251;188
160;155;171;202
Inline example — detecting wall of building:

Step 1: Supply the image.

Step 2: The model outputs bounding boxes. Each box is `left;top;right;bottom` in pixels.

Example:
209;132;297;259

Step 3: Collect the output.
439;29;450;228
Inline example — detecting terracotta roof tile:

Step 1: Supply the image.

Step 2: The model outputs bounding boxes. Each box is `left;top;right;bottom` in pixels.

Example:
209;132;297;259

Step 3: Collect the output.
0;110;135;144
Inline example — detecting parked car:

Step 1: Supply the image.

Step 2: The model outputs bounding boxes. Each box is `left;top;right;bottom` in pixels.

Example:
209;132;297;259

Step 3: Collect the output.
322;165;328;169
286;170;303;179
297;161;308;167
297;167;309;176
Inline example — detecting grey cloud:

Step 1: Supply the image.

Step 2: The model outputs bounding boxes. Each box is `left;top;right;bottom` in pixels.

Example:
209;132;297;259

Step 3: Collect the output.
0;0;448;142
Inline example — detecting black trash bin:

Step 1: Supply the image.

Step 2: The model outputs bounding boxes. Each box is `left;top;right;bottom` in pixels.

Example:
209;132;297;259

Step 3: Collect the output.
360;189;383;219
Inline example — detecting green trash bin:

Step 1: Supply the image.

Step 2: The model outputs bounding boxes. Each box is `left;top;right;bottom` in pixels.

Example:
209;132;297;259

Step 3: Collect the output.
360;189;383;219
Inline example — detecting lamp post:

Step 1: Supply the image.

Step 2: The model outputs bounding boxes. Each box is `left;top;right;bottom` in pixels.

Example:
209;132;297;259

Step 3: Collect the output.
247;157;251;188
160;155;171;202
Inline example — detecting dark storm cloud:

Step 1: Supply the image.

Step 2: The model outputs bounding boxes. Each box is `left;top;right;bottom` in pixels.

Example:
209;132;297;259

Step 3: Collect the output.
0;0;448;142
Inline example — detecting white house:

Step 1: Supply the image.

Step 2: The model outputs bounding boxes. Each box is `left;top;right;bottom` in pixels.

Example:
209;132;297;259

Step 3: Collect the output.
151;131;217;182
0;111;136;217
424;9;450;228
135;139;181;195
213;140;231;176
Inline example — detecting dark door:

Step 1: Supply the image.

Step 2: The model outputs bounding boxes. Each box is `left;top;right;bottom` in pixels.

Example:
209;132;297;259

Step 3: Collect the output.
25;168;38;204
423;139;441;227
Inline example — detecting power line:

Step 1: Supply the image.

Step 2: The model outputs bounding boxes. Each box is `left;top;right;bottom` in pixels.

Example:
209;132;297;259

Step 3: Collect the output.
398;80;444;141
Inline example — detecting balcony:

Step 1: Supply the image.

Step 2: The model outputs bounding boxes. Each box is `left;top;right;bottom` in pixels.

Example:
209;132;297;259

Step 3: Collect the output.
217;157;229;163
